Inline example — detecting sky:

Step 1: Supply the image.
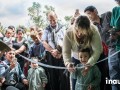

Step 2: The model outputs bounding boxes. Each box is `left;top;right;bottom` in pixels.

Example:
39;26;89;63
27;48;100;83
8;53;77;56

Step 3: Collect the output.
0;0;116;28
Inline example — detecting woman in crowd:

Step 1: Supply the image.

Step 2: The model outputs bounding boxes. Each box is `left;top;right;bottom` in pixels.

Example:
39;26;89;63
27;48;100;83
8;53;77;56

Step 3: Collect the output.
13;28;28;72
63;15;102;77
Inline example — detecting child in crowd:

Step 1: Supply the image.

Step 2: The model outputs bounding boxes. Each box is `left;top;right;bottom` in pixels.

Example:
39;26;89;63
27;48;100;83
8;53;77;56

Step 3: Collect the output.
3;28;13;47
71;48;101;90
29;30;45;60
27;57;48;90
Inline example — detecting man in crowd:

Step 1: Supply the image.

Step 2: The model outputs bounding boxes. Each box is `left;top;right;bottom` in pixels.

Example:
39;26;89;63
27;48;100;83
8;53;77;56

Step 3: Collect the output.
84;6;112;90
42;11;70;90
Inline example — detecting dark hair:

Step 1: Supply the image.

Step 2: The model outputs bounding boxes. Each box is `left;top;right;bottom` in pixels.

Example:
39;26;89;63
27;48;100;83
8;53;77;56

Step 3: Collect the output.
75;15;90;30
84;6;97;12
8;25;15;30
79;48;92;56
19;26;26;33
16;28;24;34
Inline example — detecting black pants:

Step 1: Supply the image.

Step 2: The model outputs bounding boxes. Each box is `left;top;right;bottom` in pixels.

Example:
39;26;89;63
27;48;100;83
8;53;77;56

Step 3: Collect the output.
45;51;70;90
97;53;111;90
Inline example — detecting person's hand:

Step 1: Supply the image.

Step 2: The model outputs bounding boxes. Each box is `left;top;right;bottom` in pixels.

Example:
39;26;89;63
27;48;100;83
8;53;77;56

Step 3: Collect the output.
88;84;92;90
51;49;59;57
66;63;75;72
116;31;120;36
23;79;28;85
42;83;46;87
0;77;5;86
10;61;16;69
55;53;62;59
2;77;5;83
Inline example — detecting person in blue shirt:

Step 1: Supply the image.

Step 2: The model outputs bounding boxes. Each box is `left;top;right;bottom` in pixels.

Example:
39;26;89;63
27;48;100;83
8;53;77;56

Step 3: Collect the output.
0;50;28;90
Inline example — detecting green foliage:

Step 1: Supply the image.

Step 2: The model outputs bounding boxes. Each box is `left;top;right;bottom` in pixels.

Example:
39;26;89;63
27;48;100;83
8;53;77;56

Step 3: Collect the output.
28;2;44;28
64;16;72;28
43;5;55;16
27;2;55;28
28;2;73;29
64;16;72;22
0;22;5;33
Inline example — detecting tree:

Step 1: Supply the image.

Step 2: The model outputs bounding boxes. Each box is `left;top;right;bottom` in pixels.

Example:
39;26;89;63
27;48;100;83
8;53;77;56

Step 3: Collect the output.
43;5;55;26
64;16;72;22
43;5;55;16
0;22;5;34
28;2;55;28
64;16;72;28
28;2;44;28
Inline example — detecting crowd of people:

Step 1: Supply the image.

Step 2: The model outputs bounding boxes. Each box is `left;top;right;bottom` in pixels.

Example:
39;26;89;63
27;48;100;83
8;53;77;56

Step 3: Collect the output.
0;0;120;90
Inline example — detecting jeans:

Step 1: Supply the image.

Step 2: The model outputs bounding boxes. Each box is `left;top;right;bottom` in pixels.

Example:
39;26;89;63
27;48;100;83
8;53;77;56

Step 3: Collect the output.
71;57;80;90
108;48;120;90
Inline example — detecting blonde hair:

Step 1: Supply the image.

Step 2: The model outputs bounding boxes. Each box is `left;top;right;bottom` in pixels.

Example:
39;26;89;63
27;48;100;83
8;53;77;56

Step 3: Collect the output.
30;30;38;38
73;15;94;48
73;25;94;48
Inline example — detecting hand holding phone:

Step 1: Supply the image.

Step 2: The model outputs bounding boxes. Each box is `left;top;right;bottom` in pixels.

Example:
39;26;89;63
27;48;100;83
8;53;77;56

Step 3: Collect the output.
10;58;17;69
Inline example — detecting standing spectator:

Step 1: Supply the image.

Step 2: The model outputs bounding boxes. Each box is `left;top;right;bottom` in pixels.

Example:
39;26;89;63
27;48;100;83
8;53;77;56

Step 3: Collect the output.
71;48;101;90
8;25;16;38
84;6;111;90
108;0;120;90
27;57;48;90
26;26;38;49
42;11;70;90
29;30;45;61
13;28;28;71
84;6;111;45
3;28;13;47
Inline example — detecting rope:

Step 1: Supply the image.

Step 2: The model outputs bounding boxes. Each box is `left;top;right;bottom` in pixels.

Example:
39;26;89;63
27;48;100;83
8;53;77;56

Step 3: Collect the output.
18;50;120;69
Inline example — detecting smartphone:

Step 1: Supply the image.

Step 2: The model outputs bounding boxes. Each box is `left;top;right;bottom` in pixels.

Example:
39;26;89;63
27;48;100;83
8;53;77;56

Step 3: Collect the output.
11;58;17;65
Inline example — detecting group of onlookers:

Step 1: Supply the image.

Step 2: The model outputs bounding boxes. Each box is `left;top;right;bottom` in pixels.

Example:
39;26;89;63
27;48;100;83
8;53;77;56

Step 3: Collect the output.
0;0;120;90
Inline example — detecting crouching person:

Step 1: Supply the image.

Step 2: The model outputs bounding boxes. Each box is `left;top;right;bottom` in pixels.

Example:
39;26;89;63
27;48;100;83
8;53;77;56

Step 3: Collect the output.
27;57;48;90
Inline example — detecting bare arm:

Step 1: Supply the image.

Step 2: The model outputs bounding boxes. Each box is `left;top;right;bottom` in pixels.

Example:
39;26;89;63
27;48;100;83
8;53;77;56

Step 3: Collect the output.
15;45;27;55
42;41;53;52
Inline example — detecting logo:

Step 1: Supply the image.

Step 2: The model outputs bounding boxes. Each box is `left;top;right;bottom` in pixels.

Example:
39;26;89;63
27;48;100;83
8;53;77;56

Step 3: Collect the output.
106;77;120;84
